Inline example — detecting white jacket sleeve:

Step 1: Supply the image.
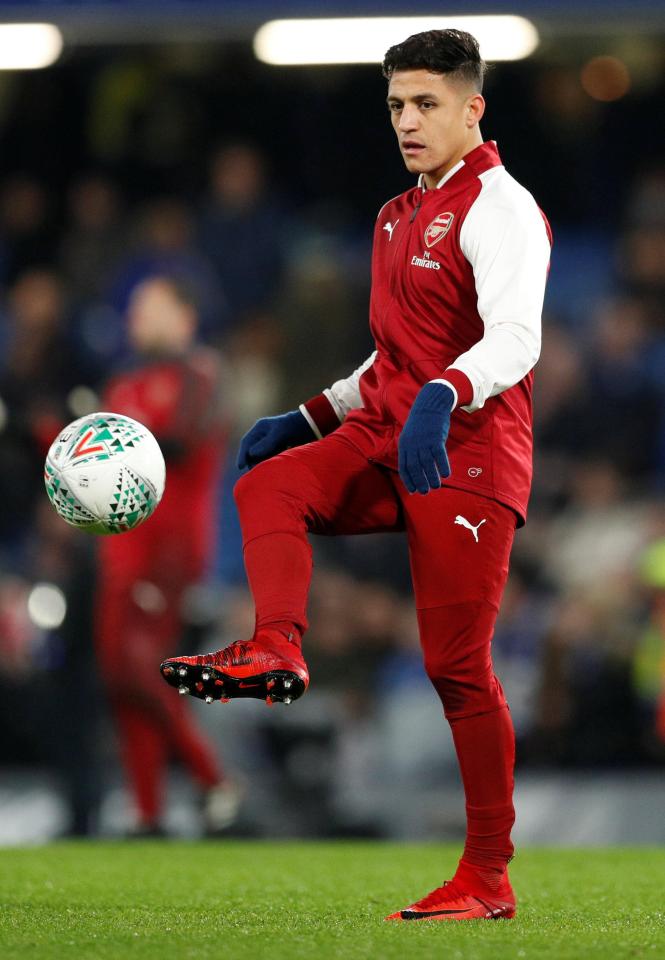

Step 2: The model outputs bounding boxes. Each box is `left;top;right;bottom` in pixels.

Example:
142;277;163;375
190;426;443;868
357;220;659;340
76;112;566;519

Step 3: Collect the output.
299;351;377;438
449;168;551;412
323;351;377;420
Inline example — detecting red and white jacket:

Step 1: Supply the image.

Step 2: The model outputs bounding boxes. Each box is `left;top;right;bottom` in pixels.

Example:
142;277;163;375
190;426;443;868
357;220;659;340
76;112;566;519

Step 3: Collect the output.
300;141;552;523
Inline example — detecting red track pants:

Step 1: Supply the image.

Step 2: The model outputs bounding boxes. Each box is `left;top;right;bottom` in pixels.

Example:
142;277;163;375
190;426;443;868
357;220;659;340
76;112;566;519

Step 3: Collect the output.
234;433;518;869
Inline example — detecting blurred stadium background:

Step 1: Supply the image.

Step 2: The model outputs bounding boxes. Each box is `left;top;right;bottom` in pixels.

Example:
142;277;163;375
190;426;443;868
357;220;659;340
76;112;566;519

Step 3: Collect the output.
0;0;664;846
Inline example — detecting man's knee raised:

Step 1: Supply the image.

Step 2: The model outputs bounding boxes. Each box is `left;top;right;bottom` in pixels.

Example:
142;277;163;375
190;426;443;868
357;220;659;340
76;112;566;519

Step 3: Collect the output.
233;468;257;511
233;458;291;511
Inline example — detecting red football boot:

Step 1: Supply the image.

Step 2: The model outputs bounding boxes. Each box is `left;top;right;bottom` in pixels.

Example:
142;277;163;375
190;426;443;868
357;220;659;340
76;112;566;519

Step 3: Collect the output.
385;861;516;922
160;629;309;706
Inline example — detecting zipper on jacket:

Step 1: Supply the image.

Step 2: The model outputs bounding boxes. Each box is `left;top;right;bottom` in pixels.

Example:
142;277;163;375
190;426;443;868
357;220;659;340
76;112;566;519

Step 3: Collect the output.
375;191;424;421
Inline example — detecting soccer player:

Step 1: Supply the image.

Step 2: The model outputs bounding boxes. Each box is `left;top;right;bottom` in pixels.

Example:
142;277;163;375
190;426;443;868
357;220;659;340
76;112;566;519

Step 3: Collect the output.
161;29;551;918
97;276;241;835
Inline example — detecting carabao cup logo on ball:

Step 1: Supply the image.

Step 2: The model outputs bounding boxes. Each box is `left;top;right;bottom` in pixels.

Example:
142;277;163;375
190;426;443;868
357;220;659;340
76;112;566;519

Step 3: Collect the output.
44;412;166;535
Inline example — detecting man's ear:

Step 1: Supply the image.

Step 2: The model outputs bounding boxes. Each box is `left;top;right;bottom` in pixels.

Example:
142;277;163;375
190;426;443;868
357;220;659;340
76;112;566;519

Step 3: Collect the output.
466;93;485;128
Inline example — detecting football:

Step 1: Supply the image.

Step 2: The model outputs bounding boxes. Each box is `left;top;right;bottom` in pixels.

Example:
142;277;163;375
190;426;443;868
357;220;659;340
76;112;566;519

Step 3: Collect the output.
44;412;166;535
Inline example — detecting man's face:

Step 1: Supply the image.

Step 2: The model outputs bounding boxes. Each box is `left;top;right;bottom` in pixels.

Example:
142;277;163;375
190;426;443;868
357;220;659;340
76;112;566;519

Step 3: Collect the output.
387;69;482;185
128;279;193;354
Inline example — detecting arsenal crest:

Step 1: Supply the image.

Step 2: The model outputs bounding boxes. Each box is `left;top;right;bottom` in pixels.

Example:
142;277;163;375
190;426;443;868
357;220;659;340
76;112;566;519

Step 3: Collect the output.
424;212;454;248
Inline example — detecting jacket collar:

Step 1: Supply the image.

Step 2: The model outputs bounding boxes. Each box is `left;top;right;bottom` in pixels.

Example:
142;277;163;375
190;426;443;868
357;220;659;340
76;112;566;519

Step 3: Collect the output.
418;141;502;192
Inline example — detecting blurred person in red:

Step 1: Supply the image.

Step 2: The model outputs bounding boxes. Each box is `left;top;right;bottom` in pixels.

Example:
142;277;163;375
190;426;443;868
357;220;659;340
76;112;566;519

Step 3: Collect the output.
96;275;240;835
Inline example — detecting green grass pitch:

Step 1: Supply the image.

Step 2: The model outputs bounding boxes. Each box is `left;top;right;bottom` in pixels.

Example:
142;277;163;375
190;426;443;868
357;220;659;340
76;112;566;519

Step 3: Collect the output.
1;842;664;959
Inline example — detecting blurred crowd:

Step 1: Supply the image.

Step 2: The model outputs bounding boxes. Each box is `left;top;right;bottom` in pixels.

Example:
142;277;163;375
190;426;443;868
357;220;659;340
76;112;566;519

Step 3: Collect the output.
0;44;664;837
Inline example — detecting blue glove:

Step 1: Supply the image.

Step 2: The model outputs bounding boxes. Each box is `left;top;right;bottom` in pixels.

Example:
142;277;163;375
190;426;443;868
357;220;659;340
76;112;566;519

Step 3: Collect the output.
398;382;454;495
237;410;316;470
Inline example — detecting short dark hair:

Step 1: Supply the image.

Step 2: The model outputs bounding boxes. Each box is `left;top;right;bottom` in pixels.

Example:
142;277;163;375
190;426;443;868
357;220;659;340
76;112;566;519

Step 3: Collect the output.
382;29;487;92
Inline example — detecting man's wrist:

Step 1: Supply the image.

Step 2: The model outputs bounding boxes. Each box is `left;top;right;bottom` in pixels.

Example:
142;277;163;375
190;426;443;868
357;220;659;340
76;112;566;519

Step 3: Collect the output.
300;393;342;438
429;379;458;410
410;381;456;417
432;367;474;409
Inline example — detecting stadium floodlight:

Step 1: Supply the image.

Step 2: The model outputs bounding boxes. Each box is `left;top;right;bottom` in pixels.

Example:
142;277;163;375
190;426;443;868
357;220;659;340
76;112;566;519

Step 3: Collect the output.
254;16;539;66
0;24;63;70
27;583;67;630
